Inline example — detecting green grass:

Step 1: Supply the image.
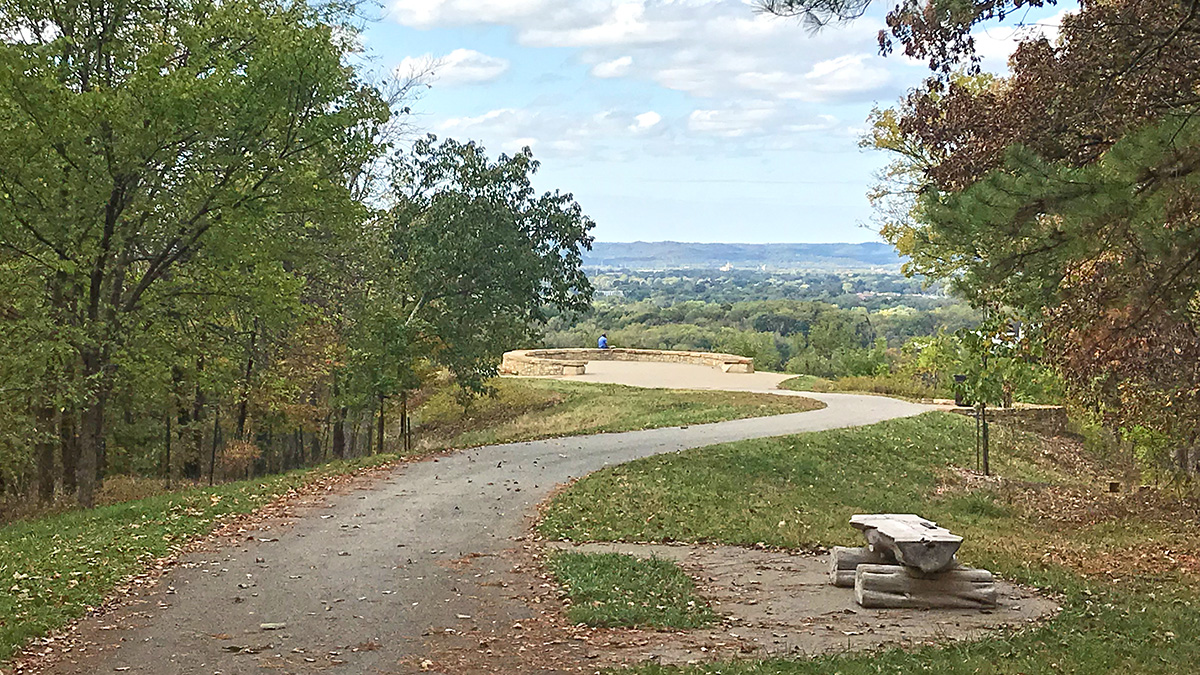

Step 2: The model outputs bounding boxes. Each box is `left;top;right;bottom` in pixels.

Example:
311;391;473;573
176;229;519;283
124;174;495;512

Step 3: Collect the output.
778;374;943;401
415;378;824;450
540;413;976;548
538;412;1200;674
0;453;399;663
548;552;717;629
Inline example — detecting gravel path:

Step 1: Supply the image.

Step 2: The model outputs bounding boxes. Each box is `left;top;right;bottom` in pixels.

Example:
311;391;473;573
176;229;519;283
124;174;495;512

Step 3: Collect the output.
32;366;933;675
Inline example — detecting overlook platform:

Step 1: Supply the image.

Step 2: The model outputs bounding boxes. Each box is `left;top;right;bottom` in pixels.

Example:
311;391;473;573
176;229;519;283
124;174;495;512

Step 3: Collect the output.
500;347;754;377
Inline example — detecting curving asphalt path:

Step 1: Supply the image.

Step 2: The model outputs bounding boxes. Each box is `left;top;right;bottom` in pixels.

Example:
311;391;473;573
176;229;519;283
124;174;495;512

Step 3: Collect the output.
36;365;934;675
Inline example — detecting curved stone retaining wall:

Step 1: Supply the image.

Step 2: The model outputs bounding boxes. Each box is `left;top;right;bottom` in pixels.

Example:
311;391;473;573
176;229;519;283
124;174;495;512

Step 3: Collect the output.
500;348;754;377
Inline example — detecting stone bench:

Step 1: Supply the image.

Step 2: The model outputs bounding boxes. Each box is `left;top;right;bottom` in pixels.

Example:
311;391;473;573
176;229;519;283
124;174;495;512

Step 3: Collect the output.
499;348;755;377
828;514;997;609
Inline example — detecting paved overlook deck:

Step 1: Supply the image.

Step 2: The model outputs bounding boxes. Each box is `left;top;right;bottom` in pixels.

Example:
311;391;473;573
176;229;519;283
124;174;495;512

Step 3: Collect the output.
500;347;754;376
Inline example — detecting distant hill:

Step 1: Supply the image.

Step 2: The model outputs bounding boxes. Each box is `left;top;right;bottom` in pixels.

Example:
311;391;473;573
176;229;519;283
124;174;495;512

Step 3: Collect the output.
582;241;904;271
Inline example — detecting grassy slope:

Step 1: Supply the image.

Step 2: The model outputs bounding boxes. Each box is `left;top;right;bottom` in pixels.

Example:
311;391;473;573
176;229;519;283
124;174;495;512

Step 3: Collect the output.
778;374;942;401
539;412;1200;674
549;552;717;629
0;378;821;665
414;378;823;449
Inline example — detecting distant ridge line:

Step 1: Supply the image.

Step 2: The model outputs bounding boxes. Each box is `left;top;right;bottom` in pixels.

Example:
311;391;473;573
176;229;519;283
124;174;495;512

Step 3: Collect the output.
583;241;904;272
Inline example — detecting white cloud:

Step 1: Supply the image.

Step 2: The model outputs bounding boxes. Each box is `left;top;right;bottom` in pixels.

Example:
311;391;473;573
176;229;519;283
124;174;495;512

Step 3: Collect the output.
592;55;634;78
392;1;899;105
803;54;893;100
389;0;553;29
688;102;779;138
396;48;510;86
631;111;662;131
730;54;892;103
399;2;912;161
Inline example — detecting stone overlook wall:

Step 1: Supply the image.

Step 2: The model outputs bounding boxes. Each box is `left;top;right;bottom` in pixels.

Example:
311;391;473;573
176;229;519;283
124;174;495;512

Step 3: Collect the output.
500;348;754;377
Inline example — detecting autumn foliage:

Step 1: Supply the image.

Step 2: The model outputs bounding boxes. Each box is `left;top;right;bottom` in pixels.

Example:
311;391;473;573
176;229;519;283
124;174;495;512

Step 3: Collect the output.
868;0;1200;472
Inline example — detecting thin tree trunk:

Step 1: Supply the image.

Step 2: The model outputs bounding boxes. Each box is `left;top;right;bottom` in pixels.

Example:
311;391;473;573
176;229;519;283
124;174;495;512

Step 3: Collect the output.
981;402;990;476
60;409;78;495
77;400;102;509
311;425;322;465
186;372;205;480
377;394;385;455
36;404;56;503
236;318;258;440
209;407;220;486
403;391;412;454
164;407;172;489
365;410;372;456
331;377;346;459
76;349;106;509
332;410;346;459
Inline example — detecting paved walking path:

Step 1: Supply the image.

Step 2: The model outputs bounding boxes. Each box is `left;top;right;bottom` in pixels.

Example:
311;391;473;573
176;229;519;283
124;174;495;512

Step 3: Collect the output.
34;365;933;675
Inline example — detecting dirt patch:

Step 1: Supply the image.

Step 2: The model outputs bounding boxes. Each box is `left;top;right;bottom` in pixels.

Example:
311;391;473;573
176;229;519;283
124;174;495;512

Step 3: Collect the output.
420;541;1059;673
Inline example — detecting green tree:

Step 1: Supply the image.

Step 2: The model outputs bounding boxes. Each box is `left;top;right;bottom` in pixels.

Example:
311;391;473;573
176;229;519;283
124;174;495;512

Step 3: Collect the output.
368;135;594;403
0;0;386;506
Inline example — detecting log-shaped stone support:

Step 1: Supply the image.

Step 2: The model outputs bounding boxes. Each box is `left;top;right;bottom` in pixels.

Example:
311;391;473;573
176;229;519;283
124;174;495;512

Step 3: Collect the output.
828;546;892;587
854;564;998;609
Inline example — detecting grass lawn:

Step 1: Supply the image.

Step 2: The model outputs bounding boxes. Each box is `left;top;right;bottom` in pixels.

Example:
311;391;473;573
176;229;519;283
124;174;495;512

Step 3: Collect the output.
539;412;1200;674
778;374;942;401
413;378;823;450
0;378;821;667
548;551;717;629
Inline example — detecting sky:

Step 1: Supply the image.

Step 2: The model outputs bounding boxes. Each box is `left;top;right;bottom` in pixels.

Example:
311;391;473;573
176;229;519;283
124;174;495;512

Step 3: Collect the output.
360;1;1071;244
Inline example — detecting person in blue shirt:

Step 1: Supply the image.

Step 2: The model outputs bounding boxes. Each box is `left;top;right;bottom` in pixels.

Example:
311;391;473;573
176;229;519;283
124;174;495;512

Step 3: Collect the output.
598;334;609;349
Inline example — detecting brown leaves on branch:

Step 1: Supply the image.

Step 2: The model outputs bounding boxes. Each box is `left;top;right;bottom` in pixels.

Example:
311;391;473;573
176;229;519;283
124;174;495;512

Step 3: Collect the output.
898;0;1200;191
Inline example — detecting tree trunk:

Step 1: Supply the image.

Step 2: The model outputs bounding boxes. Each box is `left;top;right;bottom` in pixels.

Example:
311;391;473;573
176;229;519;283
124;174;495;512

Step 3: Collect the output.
76;349;107;509
331;378;346;459
365;410;373;456
209;408;220;486
236;319;258;440
164;407;172;488
36;404;56;503
311;428;321;464
60;409;79;495
332;409;346;459
400;392;409;454
185;382;205;480
77;400;102;509
981;402;990;476
377;394;386;455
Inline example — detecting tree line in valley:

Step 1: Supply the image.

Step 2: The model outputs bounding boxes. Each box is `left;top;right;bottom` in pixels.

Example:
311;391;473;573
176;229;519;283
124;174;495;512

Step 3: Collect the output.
587;269;948;308
543;293;1061;406
0;1;594;509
